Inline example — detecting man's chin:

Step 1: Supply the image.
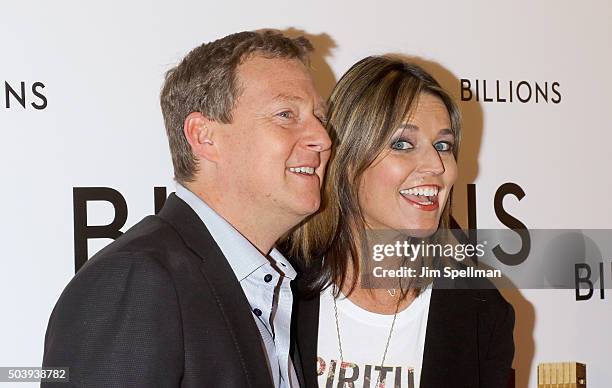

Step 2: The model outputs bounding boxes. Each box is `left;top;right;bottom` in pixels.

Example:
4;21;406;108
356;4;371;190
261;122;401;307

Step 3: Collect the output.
287;198;321;220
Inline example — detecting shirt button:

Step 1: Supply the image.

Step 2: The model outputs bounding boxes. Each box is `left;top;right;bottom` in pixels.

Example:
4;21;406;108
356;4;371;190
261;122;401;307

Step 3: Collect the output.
264;274;273;282
253;308;262;317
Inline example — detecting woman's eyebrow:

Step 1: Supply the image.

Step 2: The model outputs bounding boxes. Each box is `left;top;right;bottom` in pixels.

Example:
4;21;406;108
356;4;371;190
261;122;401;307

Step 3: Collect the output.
397;124;453;136
398;123;418;131
438;128;454;137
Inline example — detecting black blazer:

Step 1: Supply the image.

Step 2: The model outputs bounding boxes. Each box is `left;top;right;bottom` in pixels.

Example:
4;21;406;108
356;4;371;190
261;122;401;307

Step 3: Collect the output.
42;194;278;387
291;278;515;388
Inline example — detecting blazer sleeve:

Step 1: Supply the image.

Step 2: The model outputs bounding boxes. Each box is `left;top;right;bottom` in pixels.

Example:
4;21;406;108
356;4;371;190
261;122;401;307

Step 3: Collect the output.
42;254;184;387
478;290;516;388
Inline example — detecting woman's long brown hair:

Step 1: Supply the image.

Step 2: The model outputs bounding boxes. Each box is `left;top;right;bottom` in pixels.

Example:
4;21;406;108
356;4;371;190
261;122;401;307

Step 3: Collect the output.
285;56;462;297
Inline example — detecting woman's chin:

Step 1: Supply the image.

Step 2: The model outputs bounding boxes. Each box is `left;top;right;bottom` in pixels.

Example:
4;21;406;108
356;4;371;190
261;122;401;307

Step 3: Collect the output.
398;223;440;238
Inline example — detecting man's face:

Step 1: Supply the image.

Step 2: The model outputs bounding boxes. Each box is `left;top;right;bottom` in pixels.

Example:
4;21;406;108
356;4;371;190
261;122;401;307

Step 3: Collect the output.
215;55;331;222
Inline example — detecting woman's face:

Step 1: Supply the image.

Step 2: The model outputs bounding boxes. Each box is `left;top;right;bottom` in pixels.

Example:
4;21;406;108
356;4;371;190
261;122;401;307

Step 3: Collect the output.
358;93;458;235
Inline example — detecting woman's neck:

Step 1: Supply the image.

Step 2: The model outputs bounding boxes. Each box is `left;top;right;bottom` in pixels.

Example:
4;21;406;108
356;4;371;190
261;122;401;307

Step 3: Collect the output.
340;265;417;315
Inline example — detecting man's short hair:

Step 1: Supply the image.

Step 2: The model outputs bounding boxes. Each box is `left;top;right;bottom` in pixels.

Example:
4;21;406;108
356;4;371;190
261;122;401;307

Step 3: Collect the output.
160;30;313;184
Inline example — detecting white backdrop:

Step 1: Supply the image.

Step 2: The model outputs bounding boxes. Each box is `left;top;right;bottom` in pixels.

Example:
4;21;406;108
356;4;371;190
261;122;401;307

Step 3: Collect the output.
2;1;611;387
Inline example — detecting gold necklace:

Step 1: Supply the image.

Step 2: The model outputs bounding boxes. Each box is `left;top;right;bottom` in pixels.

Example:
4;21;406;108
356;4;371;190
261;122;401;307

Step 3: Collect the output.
332;290;400;388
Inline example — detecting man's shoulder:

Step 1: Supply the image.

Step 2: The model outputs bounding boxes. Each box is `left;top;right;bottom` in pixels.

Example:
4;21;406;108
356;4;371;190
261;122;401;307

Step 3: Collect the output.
96;214;180;254
71;214;198;289
89;214;186;261
43;216;187;386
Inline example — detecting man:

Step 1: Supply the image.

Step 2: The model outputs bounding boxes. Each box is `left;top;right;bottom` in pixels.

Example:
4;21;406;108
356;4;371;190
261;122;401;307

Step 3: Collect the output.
42;30;331;387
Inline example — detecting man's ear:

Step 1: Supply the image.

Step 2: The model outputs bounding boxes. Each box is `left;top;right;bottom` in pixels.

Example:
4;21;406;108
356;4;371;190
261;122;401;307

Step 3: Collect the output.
183;112;219;162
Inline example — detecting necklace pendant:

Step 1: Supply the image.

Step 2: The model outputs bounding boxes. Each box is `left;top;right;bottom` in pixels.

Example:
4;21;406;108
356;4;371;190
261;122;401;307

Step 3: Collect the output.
387;288;396;297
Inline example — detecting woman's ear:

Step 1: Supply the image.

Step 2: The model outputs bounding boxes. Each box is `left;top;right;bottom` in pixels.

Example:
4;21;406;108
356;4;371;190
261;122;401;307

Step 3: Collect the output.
183;112;219;162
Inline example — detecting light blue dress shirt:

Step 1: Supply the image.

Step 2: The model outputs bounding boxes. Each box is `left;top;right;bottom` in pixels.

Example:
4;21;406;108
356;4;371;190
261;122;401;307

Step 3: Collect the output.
176;184;299;388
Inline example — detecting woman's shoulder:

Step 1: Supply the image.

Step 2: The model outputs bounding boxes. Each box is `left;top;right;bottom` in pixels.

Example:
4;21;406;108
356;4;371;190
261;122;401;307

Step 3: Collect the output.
431;274;514;317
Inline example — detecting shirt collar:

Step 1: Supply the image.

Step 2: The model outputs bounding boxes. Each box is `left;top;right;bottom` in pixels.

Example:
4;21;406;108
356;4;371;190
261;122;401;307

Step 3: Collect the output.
175;184;295;281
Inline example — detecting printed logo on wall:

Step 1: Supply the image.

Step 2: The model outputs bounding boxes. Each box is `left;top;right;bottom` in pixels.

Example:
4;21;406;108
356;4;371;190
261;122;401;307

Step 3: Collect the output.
575;262;611;302
460;79;561;104
70;184;611;305
2;81;47;110
70;183;530;271
72;187;168;272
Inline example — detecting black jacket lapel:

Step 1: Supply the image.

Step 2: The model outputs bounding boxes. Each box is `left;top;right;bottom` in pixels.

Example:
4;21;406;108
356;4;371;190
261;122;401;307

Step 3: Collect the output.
291;273;321;388
420;286;481;388
158;194;274;387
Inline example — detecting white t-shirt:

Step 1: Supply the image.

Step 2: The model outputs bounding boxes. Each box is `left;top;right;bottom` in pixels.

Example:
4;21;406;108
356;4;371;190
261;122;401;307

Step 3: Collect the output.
317;284;432;388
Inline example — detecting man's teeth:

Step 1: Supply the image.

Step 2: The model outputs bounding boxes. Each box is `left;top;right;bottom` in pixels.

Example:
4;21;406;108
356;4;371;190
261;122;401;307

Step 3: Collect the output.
399;187;439;196
289;166;315;175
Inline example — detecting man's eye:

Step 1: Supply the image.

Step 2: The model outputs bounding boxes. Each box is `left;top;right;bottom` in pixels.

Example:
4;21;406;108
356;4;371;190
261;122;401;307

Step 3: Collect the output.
435;141;453;152
391;140;414;150
277;111;294;119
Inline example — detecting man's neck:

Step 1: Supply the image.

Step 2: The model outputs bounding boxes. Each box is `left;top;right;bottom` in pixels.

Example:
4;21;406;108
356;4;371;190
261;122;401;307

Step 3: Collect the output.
183;183;294;255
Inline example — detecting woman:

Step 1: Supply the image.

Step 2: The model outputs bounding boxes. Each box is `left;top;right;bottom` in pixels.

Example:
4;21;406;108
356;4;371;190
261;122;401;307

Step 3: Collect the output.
287;56;514;388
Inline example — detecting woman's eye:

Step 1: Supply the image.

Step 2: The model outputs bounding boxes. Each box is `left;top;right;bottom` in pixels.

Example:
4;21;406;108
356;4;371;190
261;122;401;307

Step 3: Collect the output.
391;140;414;150
434;141;453;152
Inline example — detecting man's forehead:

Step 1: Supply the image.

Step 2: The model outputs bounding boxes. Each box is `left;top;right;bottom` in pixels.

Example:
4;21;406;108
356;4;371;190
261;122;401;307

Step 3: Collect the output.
272;93;327;111
234;56;323;108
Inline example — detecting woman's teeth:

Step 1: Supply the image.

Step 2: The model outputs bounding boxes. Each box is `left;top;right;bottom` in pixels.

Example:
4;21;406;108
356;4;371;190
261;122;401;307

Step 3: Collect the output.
399;187;439;205
399;187;439;197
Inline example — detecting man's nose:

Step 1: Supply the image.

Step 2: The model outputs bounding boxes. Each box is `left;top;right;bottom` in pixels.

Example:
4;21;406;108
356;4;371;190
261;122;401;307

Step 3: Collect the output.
303;119;332;152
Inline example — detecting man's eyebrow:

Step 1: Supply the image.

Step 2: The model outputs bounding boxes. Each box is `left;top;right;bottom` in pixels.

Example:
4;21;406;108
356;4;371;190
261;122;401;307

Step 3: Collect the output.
272;93;305;102
272;94;327;118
